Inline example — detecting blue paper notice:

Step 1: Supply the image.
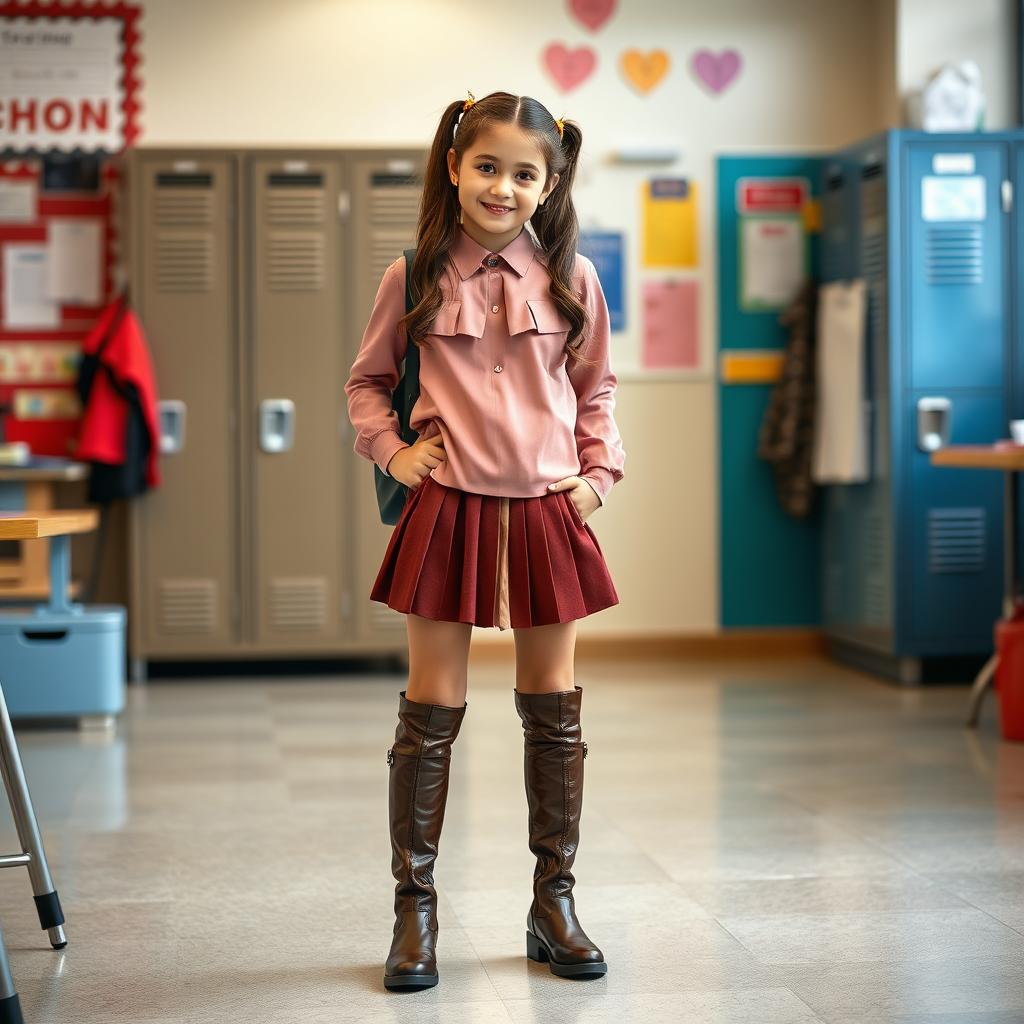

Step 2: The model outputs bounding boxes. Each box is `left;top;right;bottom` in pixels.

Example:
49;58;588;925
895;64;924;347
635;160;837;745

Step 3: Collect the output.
578;230;625;332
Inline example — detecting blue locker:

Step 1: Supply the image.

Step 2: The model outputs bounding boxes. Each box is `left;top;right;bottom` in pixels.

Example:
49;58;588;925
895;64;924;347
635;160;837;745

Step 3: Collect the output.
821;130;1011;683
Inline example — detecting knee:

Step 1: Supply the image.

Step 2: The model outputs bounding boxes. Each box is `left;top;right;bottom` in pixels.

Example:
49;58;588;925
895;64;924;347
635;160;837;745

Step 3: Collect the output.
406;674;467;708
515;673;574;695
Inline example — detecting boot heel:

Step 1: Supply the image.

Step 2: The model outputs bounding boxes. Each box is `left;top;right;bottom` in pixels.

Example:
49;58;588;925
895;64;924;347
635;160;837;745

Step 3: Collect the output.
526;930;549;962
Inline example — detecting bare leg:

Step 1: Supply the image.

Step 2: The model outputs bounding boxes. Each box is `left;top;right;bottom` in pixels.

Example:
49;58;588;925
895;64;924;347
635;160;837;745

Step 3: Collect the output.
405;613;473;707
513;620;577;694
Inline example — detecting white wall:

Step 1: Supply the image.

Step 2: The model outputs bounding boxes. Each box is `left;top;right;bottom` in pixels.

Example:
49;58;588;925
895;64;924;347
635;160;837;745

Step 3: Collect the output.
897;0;1016;129
133;0;914;635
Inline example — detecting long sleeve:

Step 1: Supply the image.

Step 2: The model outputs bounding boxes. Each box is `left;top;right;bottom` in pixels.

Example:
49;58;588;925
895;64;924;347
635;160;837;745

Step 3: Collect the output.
344;257;412;476
566;256;626;506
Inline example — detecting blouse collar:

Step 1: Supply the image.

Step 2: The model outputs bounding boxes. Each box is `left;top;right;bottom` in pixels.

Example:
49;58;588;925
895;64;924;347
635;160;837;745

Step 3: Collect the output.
449;224;538;280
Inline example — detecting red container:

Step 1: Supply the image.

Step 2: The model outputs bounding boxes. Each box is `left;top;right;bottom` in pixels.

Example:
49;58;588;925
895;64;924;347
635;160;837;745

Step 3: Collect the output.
994;601;1024;741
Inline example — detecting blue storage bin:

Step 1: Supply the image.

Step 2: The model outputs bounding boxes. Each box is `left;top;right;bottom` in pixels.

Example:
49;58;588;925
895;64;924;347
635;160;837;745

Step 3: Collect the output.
0;606;126;719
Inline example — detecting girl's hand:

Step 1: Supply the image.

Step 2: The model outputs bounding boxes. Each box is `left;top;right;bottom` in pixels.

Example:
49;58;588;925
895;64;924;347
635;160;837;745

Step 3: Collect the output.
387;433;447;489
547;476;600;522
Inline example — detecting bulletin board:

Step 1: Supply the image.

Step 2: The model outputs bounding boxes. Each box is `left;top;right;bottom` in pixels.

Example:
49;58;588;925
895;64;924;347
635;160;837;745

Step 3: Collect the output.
0;0;141;456
0;158;120;455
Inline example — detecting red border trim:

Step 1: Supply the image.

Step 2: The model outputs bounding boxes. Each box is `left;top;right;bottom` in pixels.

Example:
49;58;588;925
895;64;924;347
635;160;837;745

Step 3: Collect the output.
0;1;143;151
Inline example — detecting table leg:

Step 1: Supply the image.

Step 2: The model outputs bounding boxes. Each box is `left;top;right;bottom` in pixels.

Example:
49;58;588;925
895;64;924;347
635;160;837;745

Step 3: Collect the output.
966;652;999;727
45;535;73;615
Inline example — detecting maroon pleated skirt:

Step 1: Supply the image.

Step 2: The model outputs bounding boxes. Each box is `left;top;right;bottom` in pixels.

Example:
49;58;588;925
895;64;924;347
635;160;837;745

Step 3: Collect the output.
370;474;619;630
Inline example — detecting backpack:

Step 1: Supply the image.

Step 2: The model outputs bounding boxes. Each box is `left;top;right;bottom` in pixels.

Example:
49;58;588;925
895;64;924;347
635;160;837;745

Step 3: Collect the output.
373;249;421;524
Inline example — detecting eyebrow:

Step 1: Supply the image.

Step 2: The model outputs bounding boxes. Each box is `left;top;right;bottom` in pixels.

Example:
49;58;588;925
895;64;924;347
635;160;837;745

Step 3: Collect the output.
474;154;542;174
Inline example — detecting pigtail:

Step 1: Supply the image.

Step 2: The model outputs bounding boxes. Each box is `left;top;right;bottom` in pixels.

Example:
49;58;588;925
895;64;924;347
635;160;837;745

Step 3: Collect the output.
531;120;597;368
398;100;466;349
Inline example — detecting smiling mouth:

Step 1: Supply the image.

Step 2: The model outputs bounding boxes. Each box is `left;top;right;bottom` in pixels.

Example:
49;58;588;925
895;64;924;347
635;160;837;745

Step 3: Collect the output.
481;202;514;214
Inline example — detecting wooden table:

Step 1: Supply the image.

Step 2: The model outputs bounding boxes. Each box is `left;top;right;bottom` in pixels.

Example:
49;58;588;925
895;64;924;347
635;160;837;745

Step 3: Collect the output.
0;461;88;601
0;510;98;614
931;444;1024;725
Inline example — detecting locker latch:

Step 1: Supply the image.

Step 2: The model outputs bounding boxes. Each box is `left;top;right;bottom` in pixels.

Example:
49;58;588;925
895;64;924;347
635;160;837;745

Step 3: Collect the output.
1003;180;1013;213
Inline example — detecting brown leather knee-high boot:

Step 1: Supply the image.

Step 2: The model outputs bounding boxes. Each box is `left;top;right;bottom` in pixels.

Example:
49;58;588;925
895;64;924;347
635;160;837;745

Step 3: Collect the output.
384;689;466;991
513;684;607;979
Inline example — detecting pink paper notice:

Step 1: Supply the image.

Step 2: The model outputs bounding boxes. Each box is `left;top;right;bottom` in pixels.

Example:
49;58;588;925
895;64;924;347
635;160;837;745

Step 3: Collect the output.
642;279;699;369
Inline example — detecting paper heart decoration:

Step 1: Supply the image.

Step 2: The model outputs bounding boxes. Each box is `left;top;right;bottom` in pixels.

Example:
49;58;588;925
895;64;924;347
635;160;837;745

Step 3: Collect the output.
692;49;742;94
621;49;670;94
569;0;616;32
543;43;597;92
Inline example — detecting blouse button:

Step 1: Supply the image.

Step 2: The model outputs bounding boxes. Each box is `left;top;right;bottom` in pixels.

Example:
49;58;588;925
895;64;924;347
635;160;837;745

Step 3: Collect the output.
491;304;499;313
494;364;503;373
486;256;499;267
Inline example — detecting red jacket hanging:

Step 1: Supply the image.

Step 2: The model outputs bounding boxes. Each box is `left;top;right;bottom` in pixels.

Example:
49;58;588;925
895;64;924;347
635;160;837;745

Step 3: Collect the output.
75;294;161;496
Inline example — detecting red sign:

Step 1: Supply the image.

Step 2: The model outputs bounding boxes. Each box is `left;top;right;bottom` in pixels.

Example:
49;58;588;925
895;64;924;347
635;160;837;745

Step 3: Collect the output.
736;178;808;215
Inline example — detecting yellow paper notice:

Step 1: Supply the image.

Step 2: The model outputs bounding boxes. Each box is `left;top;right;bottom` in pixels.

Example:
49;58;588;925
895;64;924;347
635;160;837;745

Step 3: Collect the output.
643;178;698;268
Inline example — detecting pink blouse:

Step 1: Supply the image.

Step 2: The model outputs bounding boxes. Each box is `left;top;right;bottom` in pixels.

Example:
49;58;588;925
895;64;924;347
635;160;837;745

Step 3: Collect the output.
344;225;625;505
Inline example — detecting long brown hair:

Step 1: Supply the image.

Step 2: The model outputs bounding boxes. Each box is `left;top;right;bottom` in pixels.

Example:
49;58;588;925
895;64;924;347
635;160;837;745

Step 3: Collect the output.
399;92;595;367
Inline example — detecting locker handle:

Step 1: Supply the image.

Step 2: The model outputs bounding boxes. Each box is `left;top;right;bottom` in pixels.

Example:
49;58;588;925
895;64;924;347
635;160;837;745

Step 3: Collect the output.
158;400;187;454
917;397;952;452
259;399;295;453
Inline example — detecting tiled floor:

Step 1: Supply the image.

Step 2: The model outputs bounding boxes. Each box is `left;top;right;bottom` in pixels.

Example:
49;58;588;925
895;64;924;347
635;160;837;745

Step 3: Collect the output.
0;654;1022;1023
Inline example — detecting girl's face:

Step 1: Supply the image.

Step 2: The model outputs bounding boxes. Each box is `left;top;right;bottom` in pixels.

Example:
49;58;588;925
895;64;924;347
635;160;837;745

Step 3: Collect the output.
448;122;560;250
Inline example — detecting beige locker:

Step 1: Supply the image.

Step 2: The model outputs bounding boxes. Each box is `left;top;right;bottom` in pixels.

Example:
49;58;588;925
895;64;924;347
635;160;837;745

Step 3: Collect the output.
128;153;240;659
127;147;424;675
346;155;425;645
247;155;347;648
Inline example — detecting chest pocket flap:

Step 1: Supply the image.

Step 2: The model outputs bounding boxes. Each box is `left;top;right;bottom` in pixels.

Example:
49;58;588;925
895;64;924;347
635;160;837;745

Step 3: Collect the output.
427;301;486;340
526;297;571;335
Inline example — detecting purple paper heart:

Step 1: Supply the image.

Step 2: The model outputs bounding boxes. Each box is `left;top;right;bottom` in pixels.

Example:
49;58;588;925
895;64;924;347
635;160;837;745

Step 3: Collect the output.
692;49;742;94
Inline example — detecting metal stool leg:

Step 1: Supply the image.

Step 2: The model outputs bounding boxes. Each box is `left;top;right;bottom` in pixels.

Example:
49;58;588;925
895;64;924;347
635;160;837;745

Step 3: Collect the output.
0;685;65;950
966;652;999;728
0;926;23;1024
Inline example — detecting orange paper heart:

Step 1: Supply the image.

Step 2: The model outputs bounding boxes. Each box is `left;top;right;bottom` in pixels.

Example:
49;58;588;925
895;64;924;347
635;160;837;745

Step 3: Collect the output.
621;49;669;93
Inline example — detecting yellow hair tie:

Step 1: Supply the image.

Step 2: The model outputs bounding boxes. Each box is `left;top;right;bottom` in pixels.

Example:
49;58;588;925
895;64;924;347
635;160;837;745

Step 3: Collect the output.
555;117;565;139
463;91;476;112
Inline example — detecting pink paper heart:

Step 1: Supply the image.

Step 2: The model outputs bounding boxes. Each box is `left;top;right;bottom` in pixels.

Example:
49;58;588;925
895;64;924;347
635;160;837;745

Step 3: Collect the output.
543;43;597;92
569;0;616;32
692;48;742;94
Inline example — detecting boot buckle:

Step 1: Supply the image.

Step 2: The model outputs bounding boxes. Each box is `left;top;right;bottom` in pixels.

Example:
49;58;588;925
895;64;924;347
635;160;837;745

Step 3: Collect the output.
386;747;395;767
582;741;588;759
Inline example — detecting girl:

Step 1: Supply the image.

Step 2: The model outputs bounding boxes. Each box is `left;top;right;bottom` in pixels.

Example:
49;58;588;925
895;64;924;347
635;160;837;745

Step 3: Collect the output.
344;90;625;992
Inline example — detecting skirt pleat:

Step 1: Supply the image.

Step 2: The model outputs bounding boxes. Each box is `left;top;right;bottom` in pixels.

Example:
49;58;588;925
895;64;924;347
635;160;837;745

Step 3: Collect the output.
370;474;619;630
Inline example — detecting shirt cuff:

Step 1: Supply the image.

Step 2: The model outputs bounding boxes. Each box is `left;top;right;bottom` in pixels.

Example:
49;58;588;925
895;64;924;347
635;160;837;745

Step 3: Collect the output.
580;467;615;506
372;432;410;476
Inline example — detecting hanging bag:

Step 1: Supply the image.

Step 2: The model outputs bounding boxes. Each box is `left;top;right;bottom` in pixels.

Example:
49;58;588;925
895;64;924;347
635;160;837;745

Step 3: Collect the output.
373;249;421;525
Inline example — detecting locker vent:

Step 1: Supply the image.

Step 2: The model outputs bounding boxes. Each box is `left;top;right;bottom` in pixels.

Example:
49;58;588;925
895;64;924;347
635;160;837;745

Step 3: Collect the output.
926;226;983;285
155;190;213;226
158;580;217;634
268;232;324;290
156;173;213;188
861;177;887;362
156;234;213;292
821;185;846;281
369;174;421;281
928;507;986;574
268;173;324;188
267;188;324;225
269;578;327;631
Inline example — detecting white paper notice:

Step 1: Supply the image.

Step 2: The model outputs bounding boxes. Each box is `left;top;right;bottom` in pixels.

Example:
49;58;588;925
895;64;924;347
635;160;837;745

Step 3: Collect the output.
0;181;36;223
922;175;985;221
741;217;805;310
47;218;103;305
3;245;60;329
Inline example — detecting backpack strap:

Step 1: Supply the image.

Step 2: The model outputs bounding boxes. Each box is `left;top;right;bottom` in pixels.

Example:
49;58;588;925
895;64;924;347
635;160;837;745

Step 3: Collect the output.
396;248;420;444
